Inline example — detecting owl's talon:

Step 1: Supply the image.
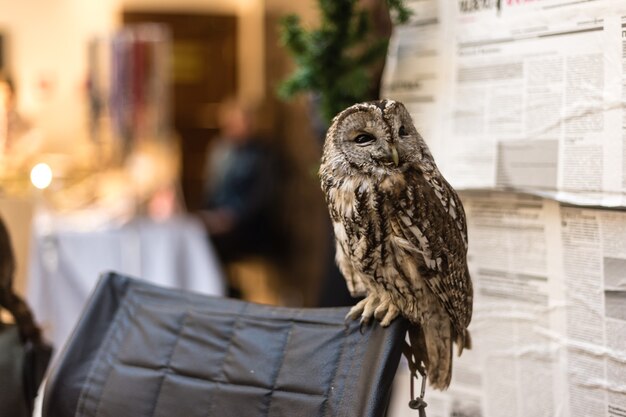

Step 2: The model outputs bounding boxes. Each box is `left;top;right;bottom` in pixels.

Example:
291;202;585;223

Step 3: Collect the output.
359;320;371;334
373;299;388;320
359;295;379;324
373;294;399;327
378;303;399;327
346;298;368;321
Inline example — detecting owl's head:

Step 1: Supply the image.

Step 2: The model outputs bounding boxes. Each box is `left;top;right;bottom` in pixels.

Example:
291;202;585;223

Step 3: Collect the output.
321;100;433;177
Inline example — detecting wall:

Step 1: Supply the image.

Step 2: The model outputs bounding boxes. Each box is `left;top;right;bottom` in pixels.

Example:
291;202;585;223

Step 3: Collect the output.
0;0;114;149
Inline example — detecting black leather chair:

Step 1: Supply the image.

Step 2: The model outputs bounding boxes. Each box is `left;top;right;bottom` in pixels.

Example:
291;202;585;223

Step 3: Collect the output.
43;272;408;417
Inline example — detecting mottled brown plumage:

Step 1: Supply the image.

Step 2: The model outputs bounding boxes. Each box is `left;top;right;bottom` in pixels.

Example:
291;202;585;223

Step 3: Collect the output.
319;100;473;390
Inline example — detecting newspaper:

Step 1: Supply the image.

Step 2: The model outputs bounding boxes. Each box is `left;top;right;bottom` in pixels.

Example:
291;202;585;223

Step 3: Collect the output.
382;0;626;207
560;205;626;417
382;2;626;414
386;192;626;417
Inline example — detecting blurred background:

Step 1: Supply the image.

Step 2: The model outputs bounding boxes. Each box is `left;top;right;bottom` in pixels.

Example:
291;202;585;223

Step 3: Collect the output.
0;0;373;352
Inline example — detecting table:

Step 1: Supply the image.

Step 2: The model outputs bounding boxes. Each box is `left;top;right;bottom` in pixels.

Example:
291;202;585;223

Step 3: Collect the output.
27;215;225;357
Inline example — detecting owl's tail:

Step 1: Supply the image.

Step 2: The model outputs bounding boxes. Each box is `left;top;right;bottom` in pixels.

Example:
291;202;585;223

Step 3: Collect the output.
406;319;471;391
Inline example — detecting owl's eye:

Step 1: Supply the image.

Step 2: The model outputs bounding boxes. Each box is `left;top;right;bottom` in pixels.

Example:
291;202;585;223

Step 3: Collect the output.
399;125;407;136
354;133;376;146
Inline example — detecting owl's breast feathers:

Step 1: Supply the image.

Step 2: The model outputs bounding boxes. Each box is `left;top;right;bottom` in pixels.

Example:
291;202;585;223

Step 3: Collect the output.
322;167;473;334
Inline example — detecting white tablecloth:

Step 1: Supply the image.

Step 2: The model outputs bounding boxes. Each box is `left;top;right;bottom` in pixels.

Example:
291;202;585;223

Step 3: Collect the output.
27;216;225;357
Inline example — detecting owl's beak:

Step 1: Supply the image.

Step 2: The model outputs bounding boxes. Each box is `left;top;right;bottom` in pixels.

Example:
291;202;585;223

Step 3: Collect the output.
391;145;399;167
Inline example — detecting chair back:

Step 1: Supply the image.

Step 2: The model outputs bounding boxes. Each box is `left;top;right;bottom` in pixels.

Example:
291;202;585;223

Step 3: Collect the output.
43;272;408;417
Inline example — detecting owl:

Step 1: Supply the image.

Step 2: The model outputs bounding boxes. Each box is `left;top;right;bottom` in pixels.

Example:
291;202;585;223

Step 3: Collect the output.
319;100;472;391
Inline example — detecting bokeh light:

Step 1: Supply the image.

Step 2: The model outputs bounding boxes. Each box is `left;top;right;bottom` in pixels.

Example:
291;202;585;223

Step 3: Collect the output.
30;163;52;189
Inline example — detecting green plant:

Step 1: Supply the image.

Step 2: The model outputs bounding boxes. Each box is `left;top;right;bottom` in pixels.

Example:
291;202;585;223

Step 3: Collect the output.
279;0;411;125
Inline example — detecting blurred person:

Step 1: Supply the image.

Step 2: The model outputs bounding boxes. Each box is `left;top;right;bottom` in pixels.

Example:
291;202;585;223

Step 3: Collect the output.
199;99;280;300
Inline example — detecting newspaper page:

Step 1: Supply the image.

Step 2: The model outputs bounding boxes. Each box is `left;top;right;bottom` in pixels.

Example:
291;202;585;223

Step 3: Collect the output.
381;0;450;162
386;193;626;417
560;206;626;417
382;0;626;206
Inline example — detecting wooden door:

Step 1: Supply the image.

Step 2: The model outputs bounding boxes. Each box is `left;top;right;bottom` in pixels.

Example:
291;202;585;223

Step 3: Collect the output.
123;11;238;210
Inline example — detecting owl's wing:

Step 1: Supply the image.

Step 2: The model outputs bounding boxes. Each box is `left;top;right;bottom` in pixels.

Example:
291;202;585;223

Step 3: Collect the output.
425;171;468;247
391;170;472;330
333;221;368;297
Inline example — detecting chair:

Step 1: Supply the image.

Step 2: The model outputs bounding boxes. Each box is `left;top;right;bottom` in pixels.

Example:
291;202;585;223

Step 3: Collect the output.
42;272;408;417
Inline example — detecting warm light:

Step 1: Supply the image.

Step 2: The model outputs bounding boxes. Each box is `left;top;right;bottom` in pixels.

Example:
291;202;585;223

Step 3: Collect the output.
30;163;53;189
